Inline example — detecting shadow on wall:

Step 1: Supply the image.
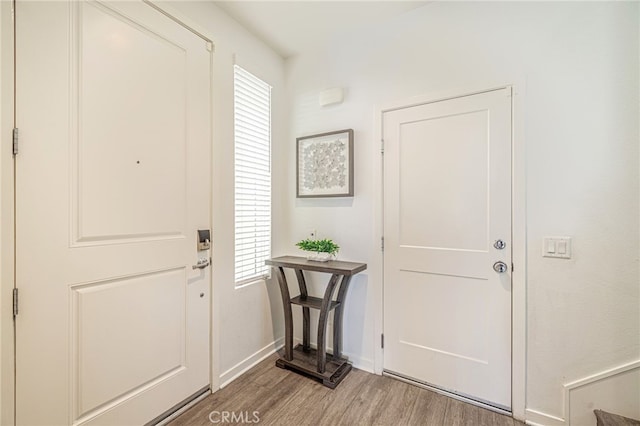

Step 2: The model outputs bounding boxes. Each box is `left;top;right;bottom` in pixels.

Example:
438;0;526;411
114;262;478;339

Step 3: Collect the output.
265;276;285;344
341;273;368;361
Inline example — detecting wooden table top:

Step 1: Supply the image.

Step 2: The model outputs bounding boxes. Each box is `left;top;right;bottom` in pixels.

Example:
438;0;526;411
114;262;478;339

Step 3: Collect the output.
265;256;367;276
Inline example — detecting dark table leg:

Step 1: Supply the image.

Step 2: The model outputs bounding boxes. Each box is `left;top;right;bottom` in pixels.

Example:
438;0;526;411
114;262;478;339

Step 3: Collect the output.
273;266;293;361
294;269;310;352
332;275;352;360
317;274;341;373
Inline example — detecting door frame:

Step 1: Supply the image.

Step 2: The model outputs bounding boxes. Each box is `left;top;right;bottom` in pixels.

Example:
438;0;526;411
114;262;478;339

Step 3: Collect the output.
1;1;16;424
372;84;527;421
0;2;219;424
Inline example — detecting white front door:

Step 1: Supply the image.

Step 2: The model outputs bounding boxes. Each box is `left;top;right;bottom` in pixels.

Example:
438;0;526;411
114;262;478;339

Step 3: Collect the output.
15;1;212;424
383;88;512;409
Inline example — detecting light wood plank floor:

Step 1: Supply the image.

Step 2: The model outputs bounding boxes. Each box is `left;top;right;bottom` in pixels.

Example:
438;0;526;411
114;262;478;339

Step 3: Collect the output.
169;355;524;426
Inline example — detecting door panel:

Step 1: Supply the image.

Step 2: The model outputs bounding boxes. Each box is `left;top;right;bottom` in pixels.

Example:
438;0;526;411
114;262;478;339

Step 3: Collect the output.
399;110;488;251
16;1;211;424
383;89;512;409
73;268;186;417
397;273;490;364
77;1;187;242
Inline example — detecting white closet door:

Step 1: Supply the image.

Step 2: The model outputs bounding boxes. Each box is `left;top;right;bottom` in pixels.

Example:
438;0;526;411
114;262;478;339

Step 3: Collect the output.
383;88;512;409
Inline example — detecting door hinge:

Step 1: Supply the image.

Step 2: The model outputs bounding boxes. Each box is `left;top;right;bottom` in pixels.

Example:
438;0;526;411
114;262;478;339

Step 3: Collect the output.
512;263;514;272
12;128;19;156
381;236;384;251
12;288;18;317
381;139;384;154
381;334;384;348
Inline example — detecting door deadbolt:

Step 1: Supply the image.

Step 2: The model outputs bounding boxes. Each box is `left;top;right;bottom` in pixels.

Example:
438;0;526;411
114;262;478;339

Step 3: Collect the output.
198;229;211;251
494;239;506;250
493;261;508;273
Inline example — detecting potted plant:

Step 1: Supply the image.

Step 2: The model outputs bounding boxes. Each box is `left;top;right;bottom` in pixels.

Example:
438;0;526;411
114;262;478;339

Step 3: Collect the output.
296;238;340;262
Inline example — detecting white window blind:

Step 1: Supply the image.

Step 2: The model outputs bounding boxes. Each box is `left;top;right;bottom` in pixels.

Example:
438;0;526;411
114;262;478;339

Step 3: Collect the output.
234;65;271;284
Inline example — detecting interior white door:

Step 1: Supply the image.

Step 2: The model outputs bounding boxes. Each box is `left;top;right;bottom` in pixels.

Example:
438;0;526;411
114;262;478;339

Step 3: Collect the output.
15;1;211;424
383;88;512;409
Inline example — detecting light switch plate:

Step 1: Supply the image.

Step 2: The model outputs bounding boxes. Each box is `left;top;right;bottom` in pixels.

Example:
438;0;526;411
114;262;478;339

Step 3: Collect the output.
543;237;572;259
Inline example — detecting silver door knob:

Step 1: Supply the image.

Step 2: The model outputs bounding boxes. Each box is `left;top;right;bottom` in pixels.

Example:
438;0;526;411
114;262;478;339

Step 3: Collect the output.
494;239;506;250
493;261;508;273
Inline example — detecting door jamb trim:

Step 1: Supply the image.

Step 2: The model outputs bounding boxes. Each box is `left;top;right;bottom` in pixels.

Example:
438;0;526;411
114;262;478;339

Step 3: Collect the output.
0;1;16;424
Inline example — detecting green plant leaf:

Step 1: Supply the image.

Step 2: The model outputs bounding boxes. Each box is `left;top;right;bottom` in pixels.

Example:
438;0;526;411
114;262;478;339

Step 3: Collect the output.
295;238;340;255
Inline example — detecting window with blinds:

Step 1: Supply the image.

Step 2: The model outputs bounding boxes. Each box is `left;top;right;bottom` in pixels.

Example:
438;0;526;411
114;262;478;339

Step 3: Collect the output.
234;65;272;285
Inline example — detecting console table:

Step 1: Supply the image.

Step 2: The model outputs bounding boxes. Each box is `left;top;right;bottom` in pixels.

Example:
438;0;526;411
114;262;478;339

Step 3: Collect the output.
265;256;367;388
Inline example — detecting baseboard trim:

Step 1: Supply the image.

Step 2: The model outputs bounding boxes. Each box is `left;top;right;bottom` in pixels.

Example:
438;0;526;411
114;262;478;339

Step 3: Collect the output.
526;359;640;426
349;355;374;373
563;359;640;398
219;338;284;388
525;408;566;426
563;359;640;425
292;338;374;373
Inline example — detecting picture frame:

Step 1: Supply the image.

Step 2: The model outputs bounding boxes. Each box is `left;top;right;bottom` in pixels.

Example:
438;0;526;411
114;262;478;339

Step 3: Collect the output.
296;129;354;198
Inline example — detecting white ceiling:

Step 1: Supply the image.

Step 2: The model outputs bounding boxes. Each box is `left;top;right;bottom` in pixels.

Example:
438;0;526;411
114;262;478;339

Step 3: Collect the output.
214;1;430;58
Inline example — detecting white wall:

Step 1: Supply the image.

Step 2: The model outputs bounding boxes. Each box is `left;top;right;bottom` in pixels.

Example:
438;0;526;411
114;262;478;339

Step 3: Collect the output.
285;2;639;424
160;1;287;388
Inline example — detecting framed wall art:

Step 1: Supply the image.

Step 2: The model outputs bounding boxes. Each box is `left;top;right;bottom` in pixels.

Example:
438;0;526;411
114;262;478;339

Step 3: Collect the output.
296;129;354;198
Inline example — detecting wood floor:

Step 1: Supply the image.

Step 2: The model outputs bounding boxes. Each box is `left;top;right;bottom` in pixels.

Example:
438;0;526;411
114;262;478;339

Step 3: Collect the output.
168;354;524;426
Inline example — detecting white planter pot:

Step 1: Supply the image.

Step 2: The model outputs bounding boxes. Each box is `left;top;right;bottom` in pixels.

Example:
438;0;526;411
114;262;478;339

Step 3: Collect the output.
305;252;335;262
